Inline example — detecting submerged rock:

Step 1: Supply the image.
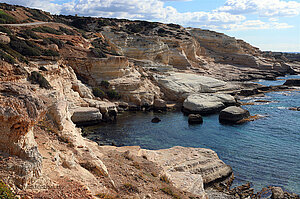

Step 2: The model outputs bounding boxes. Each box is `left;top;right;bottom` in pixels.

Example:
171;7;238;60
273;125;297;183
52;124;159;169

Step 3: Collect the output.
183;93;236;115
219;106;250;124
188;114;203;124
151;117;161;123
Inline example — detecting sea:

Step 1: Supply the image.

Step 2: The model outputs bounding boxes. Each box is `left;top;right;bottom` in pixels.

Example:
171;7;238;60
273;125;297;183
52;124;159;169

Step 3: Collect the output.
85;75;300;194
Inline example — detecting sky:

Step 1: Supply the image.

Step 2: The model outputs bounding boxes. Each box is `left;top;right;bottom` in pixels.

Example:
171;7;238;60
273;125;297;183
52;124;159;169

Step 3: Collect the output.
2;0;300;52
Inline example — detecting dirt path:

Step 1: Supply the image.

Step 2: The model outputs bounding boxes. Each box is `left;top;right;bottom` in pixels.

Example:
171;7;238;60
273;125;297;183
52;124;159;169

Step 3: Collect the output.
0;22;50;27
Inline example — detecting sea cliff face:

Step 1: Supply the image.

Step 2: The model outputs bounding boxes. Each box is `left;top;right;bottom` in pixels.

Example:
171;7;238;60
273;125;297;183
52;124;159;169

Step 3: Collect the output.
0;3;299;198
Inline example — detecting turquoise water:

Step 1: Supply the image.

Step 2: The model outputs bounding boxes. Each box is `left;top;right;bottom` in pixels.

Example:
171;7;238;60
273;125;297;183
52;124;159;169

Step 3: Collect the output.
86;76;300;194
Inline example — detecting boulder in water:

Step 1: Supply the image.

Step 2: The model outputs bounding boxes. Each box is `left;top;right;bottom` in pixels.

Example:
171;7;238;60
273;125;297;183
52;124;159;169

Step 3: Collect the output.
219;106;250;124
188;114;203;124
151;117;161;123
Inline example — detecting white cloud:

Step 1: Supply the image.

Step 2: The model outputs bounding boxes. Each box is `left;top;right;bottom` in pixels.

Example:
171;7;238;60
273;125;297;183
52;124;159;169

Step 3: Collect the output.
212;20;294;31
0;0;296;31
2;0;62;14
218;0;300;17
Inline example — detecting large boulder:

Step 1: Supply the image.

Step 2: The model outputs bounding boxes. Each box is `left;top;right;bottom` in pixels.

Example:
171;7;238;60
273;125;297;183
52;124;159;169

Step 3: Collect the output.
219;106;250;124
183;93;236;115
283;79;300;86
71;107;102;125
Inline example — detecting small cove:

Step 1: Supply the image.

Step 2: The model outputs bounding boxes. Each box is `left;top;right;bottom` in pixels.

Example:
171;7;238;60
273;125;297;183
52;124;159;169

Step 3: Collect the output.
85;75;300;194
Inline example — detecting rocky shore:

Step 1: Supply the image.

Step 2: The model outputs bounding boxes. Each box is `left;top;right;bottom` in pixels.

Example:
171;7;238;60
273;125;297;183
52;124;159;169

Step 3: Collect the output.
0;3;299;198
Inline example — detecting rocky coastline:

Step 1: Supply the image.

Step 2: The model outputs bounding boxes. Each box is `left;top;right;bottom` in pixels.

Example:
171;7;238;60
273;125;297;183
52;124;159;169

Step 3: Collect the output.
0;3;300;198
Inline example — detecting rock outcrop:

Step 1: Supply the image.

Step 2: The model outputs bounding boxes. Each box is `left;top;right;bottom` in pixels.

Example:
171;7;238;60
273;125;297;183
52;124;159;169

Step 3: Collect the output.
283;79;300;86
71;107;102;125
183;93;236;114
0;83;45;189
140;146;232;196
154;72;231;101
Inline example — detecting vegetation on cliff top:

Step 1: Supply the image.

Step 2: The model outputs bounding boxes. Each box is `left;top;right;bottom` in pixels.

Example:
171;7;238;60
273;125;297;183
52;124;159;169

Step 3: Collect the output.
0;180;16;199
0;9;16;24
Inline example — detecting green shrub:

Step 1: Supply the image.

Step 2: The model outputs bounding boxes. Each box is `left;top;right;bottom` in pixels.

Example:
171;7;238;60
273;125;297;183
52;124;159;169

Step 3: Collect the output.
0;9;16;24
0;180;16;199
92;87;105;98
0;50;15;64
106;90;120;100
126;23;143;33
65;40;74;46
59;26;75;35
122;183;139;193
9;36;42;56
29;71;52;89
100;80;110;89
42;37;64;48
91;48;107;58
0;26;11;35
25;8;50;21
0;43;27;63
160;187;180;199
160;174;170;184
18;29;40;39
42;49;59;56
32;26;62;35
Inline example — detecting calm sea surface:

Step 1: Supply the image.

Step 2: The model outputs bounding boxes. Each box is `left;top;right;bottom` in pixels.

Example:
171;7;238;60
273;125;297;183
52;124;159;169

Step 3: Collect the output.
85;75;300;194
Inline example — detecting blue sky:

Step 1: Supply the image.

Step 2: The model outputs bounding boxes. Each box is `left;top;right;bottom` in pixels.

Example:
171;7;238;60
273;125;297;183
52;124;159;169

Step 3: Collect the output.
2;0;300;52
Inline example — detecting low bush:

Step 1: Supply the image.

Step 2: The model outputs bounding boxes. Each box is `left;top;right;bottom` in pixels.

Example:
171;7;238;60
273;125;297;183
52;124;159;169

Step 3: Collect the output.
0;9;16;24
92;87;105;98
160;187;180;199
0;26;11;35
100;80;110;89
42;49;59;56
106;90;121;100
122;183;139;193
160;174;170;184
0;180;16;199
65;40;74;46
42;37;64;48
25;8;50;21
18;29;40;39
91;48;107;58
9;36;42;56
0;43;27;63
59;26;75;35
0;50;15;64
28;71;52;89
32;26;62;35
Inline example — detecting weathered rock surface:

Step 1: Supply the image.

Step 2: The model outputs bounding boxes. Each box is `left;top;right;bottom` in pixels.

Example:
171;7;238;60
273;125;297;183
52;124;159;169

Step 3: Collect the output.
140;146;232;196
219;106;250;124
0;83;45;188
271;187;285;199
153;98;167;110
154;72;229;101
183;93;236;114
188;114;203;124
71;107;102;124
